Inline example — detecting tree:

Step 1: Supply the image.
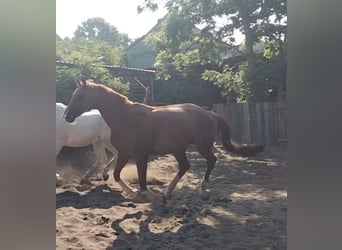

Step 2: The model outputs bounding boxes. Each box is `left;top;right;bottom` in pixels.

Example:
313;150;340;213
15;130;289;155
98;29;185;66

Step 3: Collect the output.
138;0;287;103
74;17;131;49
56;35;129;104
142;12;225;105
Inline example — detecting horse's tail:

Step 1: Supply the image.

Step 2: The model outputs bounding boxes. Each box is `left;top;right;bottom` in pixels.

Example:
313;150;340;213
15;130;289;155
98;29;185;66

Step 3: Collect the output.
214;113;265;156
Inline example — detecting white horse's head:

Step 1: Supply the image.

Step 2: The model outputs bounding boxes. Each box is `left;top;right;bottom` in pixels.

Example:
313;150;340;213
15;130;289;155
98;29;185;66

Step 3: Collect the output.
64;79;97;123
56;102;67;117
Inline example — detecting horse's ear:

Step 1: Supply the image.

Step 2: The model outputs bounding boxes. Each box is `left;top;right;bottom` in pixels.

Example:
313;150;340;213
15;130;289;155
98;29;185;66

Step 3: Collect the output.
74;78;81;87
81;79;88;86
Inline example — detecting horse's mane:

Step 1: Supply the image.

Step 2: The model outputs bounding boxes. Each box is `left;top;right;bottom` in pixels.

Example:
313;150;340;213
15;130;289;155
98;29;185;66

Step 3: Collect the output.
56;102;66;108
87;81;132;105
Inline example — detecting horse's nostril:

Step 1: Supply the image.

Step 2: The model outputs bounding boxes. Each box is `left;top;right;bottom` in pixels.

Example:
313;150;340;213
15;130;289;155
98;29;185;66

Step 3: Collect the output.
64;113;72;123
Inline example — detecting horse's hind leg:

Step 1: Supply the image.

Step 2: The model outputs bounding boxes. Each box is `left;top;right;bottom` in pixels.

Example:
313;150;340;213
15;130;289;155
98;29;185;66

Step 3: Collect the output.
136;156;149;191
197;146;217;200
80;141;106;184
163;151;191;201
103;143;118;181
80;161;100;184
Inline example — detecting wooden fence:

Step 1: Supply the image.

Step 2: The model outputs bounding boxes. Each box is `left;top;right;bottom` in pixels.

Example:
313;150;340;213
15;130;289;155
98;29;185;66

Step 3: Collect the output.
212;102;287;145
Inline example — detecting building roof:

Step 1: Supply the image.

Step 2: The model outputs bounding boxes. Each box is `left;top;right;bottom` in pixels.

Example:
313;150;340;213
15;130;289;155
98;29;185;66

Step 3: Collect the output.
56;60;156;77
125;11;251;69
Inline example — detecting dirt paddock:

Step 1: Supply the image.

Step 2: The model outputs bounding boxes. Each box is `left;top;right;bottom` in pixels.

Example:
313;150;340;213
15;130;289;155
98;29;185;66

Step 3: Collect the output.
56;144;287;250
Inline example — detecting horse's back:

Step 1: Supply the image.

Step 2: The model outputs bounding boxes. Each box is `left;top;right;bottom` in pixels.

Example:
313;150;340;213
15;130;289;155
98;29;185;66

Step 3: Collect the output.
56;105;111;147
56;102;66;109
148;103;217;154
152;103;215;127
74;110;111;139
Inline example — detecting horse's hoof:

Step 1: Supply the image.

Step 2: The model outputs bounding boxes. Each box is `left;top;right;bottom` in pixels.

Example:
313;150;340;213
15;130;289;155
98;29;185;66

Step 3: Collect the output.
131;190;157;203
103;173;109;181
200;190;211;200
56;175;63;187
130;191;146;203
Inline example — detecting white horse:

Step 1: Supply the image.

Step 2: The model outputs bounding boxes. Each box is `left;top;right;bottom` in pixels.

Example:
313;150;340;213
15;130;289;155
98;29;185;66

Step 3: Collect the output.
56;102;117;183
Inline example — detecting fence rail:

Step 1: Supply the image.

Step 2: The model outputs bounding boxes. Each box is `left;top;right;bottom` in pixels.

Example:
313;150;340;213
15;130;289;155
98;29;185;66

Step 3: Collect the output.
212;102;287;145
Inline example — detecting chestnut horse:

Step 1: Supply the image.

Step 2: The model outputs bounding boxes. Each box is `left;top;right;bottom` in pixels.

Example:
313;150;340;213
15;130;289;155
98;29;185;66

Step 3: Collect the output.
64;79;264;201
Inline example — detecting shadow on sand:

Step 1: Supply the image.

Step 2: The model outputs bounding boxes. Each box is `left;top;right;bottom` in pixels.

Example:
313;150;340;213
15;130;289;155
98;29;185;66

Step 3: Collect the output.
56;184;126;209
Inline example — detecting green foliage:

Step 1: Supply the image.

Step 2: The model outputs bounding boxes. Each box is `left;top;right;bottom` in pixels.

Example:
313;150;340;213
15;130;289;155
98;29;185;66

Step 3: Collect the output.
57;37;124;65
138;0;287;103
56;21;130;104
153;66;225;106
143;13;226;105
203;62;252;102
56;63;129;104
74;17;130;49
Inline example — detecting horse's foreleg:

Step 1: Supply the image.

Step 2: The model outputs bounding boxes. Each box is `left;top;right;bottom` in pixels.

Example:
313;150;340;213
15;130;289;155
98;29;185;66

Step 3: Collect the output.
133;156;159;202
136;156;148;190
163;152;191;201
56;141;63;185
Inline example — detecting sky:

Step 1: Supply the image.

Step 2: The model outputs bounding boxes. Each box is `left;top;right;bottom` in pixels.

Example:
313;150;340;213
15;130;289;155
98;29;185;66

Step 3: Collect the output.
56;0;244;43
56;0;168;40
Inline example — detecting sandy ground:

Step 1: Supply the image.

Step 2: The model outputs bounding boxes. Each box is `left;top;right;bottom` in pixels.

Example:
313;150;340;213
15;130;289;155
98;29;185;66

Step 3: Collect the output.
56;144;287;250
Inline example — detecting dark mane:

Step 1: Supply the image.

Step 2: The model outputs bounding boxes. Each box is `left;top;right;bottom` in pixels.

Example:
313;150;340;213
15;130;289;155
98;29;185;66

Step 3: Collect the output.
88;80;132;105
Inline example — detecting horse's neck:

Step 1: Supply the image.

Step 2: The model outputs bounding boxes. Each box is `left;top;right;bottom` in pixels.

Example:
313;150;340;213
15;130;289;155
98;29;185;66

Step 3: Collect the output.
95;90;131;131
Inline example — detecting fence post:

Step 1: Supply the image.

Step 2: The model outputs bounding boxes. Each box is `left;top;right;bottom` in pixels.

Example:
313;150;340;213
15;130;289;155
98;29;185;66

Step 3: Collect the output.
212;102;286;145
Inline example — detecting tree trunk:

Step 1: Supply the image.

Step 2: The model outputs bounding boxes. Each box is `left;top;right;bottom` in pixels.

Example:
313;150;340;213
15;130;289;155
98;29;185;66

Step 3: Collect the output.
239;7;257;100
278;31;287;105
244;24;256;78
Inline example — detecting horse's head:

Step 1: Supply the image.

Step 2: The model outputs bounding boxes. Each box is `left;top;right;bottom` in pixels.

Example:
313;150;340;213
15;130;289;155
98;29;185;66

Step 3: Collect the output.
64;79;95;123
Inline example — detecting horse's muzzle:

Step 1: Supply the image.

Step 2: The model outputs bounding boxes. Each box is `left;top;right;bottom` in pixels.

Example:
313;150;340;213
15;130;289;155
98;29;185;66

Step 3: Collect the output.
64;115;75;123
63;108;75;123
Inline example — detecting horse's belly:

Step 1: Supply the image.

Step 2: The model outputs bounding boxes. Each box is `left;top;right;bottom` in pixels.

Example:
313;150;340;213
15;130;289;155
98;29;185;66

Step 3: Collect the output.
65;135;95;147
151;133;193;155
